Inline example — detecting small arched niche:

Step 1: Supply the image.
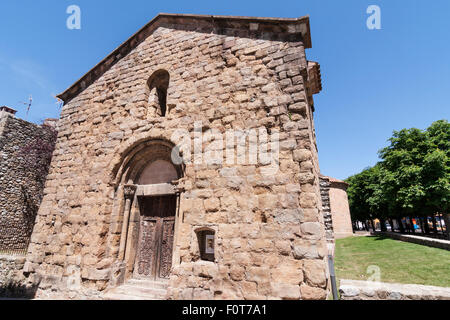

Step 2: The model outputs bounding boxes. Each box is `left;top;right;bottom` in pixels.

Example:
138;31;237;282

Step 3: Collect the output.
147;70;170;117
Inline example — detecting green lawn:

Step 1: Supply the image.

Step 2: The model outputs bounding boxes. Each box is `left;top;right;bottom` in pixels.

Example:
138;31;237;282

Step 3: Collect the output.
335;236;450;288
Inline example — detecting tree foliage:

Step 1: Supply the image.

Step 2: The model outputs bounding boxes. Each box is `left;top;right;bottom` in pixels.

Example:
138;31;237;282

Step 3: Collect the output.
346;120;449;223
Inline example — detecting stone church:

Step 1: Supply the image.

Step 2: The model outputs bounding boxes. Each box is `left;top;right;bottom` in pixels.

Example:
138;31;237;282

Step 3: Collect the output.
23;13;329;300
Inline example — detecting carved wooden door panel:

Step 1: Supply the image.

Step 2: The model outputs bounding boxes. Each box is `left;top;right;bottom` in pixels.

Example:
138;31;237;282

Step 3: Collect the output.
136;217;159;277
159;217;175;279
135;196;176;280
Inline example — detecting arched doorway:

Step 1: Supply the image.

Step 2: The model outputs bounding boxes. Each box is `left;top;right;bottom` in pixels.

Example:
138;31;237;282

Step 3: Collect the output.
134;160;179;280
111;140;184;283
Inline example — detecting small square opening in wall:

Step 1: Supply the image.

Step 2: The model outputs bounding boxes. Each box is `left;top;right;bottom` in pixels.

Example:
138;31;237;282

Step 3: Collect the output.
196;229;215;262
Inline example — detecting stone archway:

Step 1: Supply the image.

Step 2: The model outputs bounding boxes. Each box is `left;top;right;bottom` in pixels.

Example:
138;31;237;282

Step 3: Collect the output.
108;140;184;286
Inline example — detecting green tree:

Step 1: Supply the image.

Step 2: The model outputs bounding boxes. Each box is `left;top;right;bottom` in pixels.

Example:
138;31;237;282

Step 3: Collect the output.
379;127;428;215
423;120;450;215
347;120;449;236
346;165;390;231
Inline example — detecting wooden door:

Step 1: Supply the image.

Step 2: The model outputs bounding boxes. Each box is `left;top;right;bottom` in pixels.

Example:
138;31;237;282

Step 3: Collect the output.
134;195;176;280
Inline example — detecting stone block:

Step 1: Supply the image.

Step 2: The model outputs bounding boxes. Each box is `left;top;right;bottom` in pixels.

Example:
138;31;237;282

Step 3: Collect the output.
271;283;301;300
303;260;327;288
300;284;327;300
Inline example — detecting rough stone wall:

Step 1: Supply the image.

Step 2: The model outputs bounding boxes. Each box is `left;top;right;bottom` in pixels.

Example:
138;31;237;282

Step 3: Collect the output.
0;255;25;297
329;183;353;239
25;23;329;300
0;113;56;251
319;176;334;243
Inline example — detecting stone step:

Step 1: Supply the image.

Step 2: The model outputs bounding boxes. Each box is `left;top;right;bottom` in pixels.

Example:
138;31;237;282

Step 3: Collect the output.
114;284;167;298
126;279;169;290
102;278;169;300
103;292;164;301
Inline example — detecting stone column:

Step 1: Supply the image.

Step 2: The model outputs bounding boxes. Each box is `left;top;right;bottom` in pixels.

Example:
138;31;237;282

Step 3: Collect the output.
118;185;137;261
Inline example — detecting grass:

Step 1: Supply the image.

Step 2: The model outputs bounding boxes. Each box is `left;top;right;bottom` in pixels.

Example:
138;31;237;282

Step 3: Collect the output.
334;236;450;288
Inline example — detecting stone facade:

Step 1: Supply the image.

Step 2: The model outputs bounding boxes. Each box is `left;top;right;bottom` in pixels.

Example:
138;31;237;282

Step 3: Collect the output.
0;109;57;251
23;14;329;300
0;254;38;298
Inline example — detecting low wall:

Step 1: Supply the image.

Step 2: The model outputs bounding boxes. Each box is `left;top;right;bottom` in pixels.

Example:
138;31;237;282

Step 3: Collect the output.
340;279;450;300
375;232;450;251
0;254;36;299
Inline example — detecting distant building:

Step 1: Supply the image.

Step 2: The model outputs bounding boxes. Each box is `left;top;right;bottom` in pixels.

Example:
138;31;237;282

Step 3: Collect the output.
0;106;17;118
320;176;353;240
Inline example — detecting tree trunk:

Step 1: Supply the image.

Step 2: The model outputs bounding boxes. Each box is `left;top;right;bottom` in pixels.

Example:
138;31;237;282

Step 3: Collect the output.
371;220;377;232
419;218;425;234
365;221;370;232
380;218;387;232
398;218;405;233
409;217;416;234
432;216;438;234
444;214;450;240
424;217;430;234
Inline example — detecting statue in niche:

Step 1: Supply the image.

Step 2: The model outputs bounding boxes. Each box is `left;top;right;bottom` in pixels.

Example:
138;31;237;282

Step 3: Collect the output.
147;87;160;118
148;87;159;106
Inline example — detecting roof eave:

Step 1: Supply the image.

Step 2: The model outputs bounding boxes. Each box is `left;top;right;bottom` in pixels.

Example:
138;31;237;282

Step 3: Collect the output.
57;13;312;104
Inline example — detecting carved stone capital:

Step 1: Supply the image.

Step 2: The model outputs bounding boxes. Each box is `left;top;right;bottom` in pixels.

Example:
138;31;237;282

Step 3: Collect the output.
123;184;137;199
171;178;186;194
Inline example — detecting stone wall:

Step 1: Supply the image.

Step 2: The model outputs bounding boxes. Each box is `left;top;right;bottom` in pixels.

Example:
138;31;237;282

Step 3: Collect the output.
24;16;329;300
319;176;334;243
340;279;450;300
0;113;57;251
0;254;37;298
326;177;353;239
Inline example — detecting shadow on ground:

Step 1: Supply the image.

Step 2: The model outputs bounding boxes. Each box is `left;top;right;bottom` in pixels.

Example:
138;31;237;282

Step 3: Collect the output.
372;235;390;241
0;283;38;300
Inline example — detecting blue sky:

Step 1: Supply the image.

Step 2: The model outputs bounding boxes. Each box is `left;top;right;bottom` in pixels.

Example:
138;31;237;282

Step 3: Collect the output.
0;0;449;180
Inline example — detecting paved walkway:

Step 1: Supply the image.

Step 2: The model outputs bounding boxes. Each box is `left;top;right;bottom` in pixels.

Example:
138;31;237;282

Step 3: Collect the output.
396;233;450;244
354;231;371;237
340;279;450;300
